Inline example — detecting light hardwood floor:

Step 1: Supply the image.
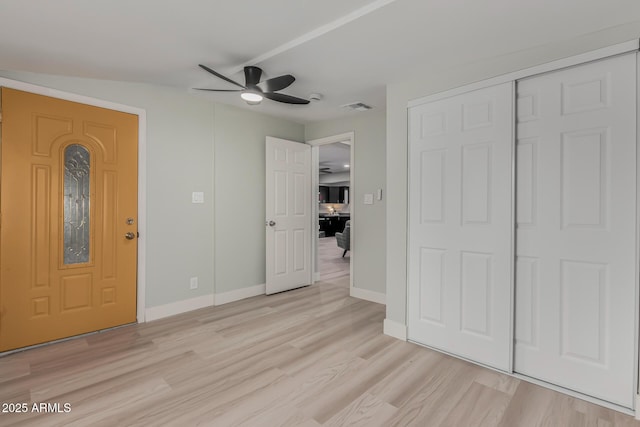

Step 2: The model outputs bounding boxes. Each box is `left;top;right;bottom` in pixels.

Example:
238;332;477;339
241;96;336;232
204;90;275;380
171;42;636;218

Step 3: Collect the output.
1;240;639;426
318;236;350;284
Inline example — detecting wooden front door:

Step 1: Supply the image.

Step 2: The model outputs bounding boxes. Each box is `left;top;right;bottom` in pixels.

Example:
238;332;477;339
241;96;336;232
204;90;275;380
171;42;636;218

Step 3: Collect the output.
0;88;138;352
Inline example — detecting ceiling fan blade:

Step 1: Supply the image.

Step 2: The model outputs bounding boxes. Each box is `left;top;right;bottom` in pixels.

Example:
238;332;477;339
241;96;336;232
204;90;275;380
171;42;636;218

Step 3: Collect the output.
264;92;310;105
199;64;245;89
193;88;242;92
258;75;295;92
244;66;263;86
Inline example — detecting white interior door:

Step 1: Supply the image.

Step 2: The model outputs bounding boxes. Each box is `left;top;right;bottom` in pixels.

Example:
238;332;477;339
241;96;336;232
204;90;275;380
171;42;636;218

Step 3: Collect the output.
408;82;514;371
265;136;312;294
514;53;637;408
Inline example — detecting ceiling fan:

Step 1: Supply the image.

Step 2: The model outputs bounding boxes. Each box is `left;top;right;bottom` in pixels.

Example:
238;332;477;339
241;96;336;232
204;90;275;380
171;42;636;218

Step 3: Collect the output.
195;64;310;105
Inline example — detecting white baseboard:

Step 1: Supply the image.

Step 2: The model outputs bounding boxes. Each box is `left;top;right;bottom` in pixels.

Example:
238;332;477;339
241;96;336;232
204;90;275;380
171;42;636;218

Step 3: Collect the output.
143;284;267;322
383;318;407;341
313;272;321;282
145;294;214;322
350;287;386;305
215;283;265;306
636;395;640;420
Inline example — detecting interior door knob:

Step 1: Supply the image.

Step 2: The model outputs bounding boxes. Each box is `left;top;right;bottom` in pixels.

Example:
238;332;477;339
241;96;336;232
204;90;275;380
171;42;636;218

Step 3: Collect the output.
266;220;276;227
124;232;136;240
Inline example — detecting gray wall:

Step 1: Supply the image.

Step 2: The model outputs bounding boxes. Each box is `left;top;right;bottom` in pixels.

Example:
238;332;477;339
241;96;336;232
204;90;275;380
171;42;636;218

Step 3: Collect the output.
306;110;386;295
385;24;640;326
213;104;304;293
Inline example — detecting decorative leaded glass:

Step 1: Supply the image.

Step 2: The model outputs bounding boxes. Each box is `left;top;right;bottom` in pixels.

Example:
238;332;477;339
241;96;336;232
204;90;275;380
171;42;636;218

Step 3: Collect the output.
63;144;90;264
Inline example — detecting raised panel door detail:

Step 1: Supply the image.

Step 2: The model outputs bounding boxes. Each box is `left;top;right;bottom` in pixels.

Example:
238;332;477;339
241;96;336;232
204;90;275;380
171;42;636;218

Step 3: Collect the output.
421;112;447;138
293;173;306;216
33;114;72;156
420;150;446;223
293;150;306;165
102;287;116;305
516;138;538;227
561;128;607;229
515;257;538;348
560;260;607;365
462;101;493;131
32;165;51;288
562;74;610;115
293;229;305;272
274;230;287;276
274;171;287;216
31;297;50;318
462;144;492;225
102;171;117;280
274;147;287;163
419;248;445;325
460;252;492;337
61;274;92;311
517;92;539;122
84;122;117;164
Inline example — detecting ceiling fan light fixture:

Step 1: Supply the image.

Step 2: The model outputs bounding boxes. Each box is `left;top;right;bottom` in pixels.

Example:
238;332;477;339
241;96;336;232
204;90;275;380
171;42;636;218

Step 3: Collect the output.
197;64;310;105
241;91;263;104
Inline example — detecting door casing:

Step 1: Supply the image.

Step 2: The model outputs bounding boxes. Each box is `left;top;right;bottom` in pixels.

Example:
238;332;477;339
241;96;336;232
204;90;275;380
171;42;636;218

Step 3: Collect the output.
0;77;148;329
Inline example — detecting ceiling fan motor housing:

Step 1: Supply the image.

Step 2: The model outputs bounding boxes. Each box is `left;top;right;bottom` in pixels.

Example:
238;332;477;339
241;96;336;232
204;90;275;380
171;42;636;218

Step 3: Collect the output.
244;66;263;86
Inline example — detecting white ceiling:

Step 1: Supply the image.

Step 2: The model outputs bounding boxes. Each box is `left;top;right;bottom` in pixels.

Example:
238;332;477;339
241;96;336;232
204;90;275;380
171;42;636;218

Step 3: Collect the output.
319;142;351;174
1;0;639;124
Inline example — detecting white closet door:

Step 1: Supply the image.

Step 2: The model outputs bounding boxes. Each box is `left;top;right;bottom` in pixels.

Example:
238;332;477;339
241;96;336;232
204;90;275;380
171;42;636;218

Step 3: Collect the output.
515;53;637;408
408;82;514;371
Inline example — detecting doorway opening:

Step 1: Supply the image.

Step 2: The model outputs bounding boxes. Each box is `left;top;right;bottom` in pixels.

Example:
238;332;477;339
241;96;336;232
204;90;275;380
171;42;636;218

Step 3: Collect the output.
308;132;354;291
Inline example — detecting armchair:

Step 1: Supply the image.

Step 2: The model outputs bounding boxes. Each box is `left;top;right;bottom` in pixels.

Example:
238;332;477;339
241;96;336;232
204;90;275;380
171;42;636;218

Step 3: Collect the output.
335;220;350;257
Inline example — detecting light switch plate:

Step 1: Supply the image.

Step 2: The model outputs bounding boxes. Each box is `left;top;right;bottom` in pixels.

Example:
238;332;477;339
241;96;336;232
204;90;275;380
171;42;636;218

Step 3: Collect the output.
364;193;374;205
192;192;204;204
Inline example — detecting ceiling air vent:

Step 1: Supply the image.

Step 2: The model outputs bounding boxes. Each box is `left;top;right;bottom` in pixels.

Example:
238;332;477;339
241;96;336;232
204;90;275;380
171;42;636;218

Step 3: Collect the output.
341;102;372;112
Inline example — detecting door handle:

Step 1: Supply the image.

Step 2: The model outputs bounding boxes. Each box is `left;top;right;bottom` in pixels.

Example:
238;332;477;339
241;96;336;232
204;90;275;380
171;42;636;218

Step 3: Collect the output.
125;232;136;240
266;220;276;227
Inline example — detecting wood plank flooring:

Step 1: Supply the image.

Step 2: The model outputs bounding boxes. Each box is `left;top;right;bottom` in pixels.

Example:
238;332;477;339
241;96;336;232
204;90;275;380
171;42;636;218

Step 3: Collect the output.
1;240;638;426
318;236;350;284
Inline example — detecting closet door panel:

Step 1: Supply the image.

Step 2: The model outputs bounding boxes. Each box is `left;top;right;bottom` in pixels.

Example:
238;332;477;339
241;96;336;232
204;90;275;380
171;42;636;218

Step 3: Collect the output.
408;82;514;371
514;53;637;408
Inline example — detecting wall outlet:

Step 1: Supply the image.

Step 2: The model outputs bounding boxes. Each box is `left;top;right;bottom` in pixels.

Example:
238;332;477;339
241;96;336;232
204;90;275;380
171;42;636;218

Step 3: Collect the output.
190;277;198;290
